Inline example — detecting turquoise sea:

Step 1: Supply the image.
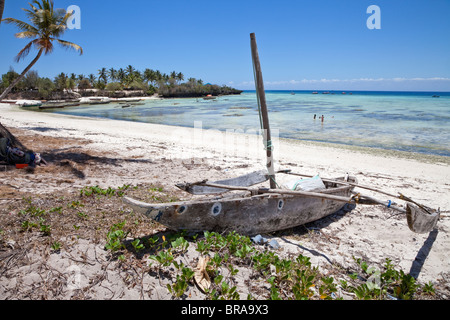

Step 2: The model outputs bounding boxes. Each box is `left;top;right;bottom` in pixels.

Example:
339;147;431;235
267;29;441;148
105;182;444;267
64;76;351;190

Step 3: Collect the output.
41;91;450;157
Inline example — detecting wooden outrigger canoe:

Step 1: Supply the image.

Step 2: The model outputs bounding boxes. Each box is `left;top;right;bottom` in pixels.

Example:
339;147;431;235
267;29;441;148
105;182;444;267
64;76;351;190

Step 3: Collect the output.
88;100;110;105
124;174;356;236
123;33;440;235
123;168;439;235
20;103;42;108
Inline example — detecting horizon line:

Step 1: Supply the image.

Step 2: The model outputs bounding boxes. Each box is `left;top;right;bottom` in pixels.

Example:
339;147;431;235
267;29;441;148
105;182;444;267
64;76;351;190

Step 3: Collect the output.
240;89;450;93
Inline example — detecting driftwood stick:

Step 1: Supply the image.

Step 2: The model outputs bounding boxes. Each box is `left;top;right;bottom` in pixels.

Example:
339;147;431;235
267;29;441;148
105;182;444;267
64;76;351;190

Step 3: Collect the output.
353;193;406;213
176;179;208;190
279;170;433;213
398;193;433;215
278;170;398;198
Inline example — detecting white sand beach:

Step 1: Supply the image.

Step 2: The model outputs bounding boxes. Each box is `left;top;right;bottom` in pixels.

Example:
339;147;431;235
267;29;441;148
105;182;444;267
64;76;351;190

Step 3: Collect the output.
1;102;449;300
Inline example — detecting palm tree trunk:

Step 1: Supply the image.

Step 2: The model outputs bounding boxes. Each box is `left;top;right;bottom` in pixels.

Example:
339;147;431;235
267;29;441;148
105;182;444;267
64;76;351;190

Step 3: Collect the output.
0;0;5;23
0;48;43;101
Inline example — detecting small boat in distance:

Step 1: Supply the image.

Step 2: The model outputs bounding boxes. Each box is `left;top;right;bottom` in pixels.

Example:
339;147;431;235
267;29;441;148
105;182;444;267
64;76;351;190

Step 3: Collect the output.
117;98;142;102
89;100;111;105
203;94;217;100
39;102;81;110
20;102;42;108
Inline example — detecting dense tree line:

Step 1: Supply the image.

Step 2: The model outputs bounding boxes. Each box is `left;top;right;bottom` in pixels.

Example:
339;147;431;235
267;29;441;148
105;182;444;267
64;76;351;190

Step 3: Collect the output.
0;65;242;100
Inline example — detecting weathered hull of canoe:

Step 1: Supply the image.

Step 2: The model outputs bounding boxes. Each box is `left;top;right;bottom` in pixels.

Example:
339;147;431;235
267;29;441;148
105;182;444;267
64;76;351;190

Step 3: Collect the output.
124;177;356;235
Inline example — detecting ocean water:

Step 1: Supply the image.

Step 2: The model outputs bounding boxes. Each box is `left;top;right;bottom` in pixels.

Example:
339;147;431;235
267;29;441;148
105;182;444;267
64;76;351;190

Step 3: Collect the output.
41;90;450;157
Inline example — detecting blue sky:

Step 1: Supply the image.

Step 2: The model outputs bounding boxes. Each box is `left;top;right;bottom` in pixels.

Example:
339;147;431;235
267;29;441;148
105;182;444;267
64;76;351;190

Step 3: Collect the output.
1;0;450;91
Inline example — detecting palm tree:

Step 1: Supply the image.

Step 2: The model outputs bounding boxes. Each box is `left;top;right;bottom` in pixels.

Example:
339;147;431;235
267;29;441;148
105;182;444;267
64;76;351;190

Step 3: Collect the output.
54;72;67;91
108;67;117;82
88;73;96;86
163;73;169;85
176;72;184;84
0;0;83;100
143;68;154;85
155;70;162;86
134;70;143;81
126;65;135;77
98;67;108;84
117;68;126;84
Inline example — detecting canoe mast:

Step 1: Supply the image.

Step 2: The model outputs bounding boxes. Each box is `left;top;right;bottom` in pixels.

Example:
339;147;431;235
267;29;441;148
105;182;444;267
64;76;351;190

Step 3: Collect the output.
250;33;277;189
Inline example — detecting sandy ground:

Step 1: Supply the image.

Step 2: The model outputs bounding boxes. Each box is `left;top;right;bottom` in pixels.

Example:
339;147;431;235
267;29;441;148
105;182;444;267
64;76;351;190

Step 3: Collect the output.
1;102;449;300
